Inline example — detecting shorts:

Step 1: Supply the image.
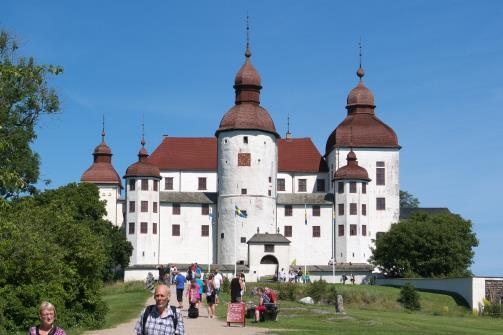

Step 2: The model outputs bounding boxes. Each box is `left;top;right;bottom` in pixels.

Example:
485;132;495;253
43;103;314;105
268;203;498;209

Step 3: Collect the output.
255;305;266;312
176;288;184;302
206;294;215;305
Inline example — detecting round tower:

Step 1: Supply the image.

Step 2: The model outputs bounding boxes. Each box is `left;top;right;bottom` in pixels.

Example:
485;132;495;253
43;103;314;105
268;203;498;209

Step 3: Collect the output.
124;136;161;266
334;150;371;264
80;126;122;226
215;44;280;266
326;64;400;238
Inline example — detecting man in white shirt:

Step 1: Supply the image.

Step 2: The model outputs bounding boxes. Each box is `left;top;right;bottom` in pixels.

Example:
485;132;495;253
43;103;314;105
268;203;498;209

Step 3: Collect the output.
213;270;223;304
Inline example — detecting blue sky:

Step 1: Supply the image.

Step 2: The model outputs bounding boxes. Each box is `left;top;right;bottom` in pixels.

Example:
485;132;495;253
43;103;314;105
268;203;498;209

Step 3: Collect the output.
3;1;502;276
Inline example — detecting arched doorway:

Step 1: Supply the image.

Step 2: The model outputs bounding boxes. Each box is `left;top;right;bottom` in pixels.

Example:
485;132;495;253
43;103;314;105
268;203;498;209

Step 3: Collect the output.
260;255;279;264
259;255;279;278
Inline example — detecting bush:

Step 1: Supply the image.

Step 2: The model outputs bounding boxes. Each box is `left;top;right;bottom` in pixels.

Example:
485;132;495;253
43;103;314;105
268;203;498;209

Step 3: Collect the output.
483;300;502;318
399;283;421;311
306;280;328;303
221;276;230;294
278;282;301;301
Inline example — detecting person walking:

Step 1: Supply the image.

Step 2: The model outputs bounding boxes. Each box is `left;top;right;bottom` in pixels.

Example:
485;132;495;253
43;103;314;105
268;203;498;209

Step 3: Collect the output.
213;270;223;304
28;301;66;335
174;271;186;309
205;274;216;319
134;284;184;335
230;273;245;303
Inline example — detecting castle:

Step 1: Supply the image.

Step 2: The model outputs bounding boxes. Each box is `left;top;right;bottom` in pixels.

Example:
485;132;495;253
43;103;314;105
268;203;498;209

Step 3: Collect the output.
80;43;400;282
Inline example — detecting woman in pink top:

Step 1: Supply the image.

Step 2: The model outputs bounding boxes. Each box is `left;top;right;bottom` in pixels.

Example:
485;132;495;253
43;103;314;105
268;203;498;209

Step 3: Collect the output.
187;279;201;308
28;301;66;335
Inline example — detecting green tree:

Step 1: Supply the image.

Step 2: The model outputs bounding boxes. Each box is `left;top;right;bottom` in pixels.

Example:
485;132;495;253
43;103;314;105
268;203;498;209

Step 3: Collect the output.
0;30;62;201
400;190;420;208
0;183;132;332
370;212;478;278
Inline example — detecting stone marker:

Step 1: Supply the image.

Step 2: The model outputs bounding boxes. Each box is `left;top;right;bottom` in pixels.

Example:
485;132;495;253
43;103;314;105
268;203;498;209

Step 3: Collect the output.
299;297;314;305
336;294;344;313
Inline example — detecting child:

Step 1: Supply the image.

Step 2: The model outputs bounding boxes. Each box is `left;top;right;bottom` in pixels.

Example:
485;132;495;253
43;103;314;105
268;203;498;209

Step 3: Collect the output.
187;279;201;308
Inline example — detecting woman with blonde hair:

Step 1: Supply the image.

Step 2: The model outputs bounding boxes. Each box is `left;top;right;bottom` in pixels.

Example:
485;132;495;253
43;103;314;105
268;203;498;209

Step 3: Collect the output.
28;301;66;335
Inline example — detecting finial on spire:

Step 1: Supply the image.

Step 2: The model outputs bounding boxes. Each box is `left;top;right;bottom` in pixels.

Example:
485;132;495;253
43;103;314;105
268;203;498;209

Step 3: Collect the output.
286;113;292;139
141;118;145;147
245;13;251;58
101;114;105;142
357;38;365;80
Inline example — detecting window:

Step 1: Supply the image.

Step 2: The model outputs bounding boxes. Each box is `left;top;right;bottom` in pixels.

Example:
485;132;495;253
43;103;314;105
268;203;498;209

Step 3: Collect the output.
198;177;207;190
312;226;321;237
141;222;148;234
165;177;173;190
338;225;344;236
350;224;357;236
350;182;357;193
241;237;246;243
338;182;344;193
141;201;148;212
362;204;367;216
201;225;209;236
268;190;272;196
241;188;247;195
153;180;158;191
153;222;157;234
238;153;251;166
277;178;285;191
201;204;209;215
285;205;293;216
284;225;292;237
129;179;136;191
172;224;180;236
316;179;325;192
129;201;135;213
141;179;148;191
376;197;386;210
243;136;248;144
338;203;344;215
298;179;307;192
376;161;385;185
312;205;320;216
362;183;367;194
173;203;181;215
350;203;357;215
362;225;367;236
221;233;224;239
153;202;158;213
128;222;135;234
264;244;275;252
268;176;272;183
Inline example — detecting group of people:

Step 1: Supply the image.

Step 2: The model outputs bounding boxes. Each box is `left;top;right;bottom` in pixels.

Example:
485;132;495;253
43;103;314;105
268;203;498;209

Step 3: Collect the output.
275;267;310;283
342;273;356;285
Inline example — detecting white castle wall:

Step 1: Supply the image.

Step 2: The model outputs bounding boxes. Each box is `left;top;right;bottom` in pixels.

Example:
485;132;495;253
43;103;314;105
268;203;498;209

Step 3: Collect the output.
277;204;333;265
327;148;400;235
158;203;216;265
217;130;278;265
277;172;328;193
160;171;217;192
97;184;121;226
125;178;161;266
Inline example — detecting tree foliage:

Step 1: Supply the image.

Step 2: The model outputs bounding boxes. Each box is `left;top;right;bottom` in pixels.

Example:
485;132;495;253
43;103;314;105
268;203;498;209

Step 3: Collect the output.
0;30;62;201
0;183;133;332
400;190;420;208
370;212;478;278
399;283;421;311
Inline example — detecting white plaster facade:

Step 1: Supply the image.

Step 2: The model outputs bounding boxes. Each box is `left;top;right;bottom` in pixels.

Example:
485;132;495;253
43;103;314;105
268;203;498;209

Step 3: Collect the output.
97;184;122;227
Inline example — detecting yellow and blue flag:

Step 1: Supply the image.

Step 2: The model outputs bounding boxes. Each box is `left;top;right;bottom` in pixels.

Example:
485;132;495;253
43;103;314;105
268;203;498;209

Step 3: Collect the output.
235;205;247;218
304;203;307;225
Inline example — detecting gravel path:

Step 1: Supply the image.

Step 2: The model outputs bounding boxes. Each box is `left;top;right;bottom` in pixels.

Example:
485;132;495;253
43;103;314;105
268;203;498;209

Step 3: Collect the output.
84;285;266;334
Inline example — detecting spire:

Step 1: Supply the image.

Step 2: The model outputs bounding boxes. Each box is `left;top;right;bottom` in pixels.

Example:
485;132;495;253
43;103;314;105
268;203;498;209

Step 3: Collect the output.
138;121;148;161
286;113;292;139
101;114;105;143
357;39;364;80
233;14;262;104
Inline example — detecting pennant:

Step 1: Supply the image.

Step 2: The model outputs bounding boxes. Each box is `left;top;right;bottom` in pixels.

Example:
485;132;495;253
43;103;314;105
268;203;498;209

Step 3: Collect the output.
235;205;247;219
304;203;308;225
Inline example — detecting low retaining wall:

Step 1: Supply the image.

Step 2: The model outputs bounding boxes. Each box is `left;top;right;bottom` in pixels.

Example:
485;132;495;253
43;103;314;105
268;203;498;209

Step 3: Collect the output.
376;277;503;312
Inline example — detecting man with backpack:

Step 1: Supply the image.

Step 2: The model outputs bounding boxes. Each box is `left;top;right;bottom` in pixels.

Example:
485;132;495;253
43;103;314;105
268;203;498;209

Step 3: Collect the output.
134;284;184;335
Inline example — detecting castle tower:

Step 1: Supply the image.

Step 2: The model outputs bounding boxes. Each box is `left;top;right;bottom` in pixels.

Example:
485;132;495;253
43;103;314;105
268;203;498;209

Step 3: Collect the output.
325;63;400;238
215;42;280;265
80;125;122;226
124;136;161;266
334;150;371;263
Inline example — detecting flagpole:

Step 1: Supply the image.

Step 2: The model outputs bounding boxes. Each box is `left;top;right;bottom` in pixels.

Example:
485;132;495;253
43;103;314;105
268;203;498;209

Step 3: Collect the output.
208;207;212;274
304;203;307;285
234;209;237;277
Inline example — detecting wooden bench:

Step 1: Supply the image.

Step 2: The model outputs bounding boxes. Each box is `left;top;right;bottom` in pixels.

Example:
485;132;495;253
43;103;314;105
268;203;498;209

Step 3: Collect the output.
262;303;280;321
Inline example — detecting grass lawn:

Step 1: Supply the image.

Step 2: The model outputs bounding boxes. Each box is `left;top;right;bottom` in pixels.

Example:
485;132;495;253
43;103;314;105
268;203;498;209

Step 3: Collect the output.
215;284;503;335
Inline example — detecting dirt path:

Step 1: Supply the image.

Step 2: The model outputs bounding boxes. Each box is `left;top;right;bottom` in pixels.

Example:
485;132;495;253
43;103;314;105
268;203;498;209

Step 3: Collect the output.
84;285;266;334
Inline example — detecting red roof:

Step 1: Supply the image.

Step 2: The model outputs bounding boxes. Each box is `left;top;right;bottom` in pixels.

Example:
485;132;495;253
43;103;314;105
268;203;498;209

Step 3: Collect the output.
148;137;218;171
148;137;328;173
278;138;328;173
81;138;122;187
334;151;370;181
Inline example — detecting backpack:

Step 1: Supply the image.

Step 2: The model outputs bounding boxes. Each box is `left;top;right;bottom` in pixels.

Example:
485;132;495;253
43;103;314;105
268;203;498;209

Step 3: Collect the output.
142;304;177;335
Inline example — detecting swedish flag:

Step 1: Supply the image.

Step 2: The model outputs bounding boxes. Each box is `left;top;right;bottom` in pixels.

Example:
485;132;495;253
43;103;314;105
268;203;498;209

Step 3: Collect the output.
235;205;248;218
